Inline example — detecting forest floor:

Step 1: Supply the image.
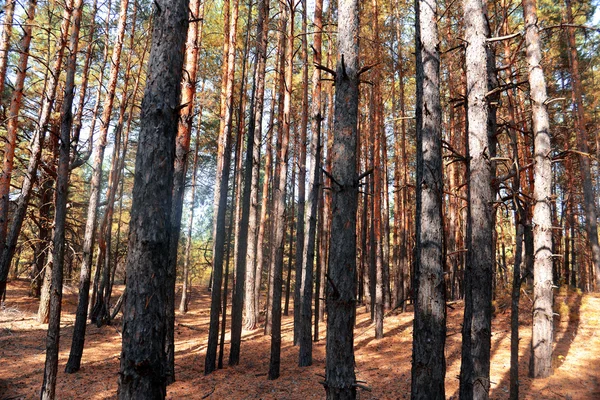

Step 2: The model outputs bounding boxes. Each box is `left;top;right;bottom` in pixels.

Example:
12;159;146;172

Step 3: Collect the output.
1;279;599;399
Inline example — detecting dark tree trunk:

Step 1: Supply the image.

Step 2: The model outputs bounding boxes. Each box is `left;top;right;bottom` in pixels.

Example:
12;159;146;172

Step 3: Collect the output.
324;0;359;397
117;1;188;397
410;0;446;396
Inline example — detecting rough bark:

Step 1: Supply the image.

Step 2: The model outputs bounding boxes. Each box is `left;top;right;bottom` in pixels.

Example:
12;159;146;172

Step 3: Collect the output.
525;0;554;378
117;1;188;397
40;0;82;396
324;0;359;397
459;0;495;397
411;0;446;396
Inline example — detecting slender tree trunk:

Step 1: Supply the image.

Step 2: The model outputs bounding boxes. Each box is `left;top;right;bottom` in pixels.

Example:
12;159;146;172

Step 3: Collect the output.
371;0;385;340
293;0;309;346
324;0;359;397
255;80;277;330
0;0;70;302
0;0;37;299
117;0;188;396
0;0;15;108
284;167;296;317
411;0;446;396
565;0;600;290
460;0;495;397
525;0;554;378
164;0;203;383
205;0;239;375
244;0;270;331
179;79;206;314
87;0;128;318
265;13;287;337
268;1;293;379
71;0;99;163
229;0;254;365
299;0;322;365
40;0;83;396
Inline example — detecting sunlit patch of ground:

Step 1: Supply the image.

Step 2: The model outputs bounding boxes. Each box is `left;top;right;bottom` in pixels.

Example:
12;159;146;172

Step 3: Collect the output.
0;280;598;399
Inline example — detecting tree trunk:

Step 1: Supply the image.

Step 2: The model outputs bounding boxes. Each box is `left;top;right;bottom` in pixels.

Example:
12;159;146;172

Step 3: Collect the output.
117;1;188;396
40;0;82;396
229;0;254;364
244;0;270;331
460;0;495;397
0;0;37;299
164;0;203;382
268;1;293;380
525;0;554;378
0;0;15;108
324;0;359;397
565;0;600;290
0;0;70;302
179;78;206;314
87;0;128;319
411;0;446;396
293;0;309;346
299;0;322;366
205;0;238;375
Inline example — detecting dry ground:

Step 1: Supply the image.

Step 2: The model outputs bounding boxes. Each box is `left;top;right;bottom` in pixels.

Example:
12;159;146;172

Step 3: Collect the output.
1;280;599;399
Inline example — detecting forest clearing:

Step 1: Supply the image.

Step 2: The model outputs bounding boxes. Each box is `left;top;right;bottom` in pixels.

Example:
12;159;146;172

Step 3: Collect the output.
1;280;599;399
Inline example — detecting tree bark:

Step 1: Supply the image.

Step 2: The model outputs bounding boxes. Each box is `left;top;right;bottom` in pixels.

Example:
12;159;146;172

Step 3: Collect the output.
525;0;554;378
411;0;446;396
117;1;188;397
324;0;359;397
459;0;495;397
